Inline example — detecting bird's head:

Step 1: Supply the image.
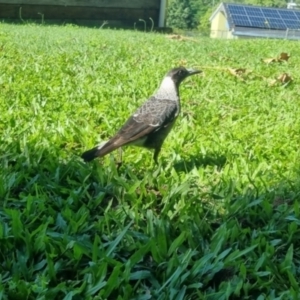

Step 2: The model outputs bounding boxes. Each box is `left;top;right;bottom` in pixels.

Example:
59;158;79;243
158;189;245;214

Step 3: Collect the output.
166;66;202;85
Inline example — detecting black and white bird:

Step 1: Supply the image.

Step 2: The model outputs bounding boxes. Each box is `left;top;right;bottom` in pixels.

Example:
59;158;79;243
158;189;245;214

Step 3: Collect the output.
81;66;201;164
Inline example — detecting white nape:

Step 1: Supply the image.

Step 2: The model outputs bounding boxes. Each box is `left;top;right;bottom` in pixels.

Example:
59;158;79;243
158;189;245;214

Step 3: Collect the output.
155;76;178;101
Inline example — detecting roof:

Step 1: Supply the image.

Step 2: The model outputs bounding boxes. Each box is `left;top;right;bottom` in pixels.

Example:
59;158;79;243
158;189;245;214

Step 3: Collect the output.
210;2;300;31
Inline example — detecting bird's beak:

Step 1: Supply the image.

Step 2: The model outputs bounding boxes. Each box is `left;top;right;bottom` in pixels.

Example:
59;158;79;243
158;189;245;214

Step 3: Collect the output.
187;68;202;76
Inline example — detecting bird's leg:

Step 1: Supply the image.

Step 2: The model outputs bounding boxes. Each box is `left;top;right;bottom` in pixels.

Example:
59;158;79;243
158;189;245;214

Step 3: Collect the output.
153;148;161;165
117;147;123;170
152;147;163;177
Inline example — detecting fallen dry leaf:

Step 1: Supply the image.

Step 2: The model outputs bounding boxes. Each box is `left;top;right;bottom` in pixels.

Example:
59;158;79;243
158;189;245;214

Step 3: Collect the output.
278;52;290;61
262;52;290;64
263;58;277;64
228;68;247;76
269;73;293;86
277;73;292;83
166;34;198;42
166;34;182;40
269;79;278;86
227;68;250;80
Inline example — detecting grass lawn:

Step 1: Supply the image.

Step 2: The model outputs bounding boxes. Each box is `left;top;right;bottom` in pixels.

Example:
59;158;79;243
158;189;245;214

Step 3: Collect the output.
0;23;300;299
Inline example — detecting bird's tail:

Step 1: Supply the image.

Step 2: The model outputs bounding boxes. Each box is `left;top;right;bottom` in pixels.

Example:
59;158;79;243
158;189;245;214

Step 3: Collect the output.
81;141;108;162
81;146;100;162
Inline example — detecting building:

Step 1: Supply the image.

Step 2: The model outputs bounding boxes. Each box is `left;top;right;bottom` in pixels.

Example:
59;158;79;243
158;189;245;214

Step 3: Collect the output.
0;0;167;28
210;2;300;39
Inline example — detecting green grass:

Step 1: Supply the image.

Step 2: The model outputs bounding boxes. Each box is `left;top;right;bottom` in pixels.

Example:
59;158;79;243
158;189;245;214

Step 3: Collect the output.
0;23;300;299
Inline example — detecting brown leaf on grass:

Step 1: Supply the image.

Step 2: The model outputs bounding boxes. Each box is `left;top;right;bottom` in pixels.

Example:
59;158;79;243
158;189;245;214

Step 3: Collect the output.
166;34;182;40
208;52;232;62
263;57;277;64
269;73;293;86
268;79;278;86
278;52;290;61
262;52;290;64
277;73;292;83
166;34;198;42
228;68;247;75
227;68;250;80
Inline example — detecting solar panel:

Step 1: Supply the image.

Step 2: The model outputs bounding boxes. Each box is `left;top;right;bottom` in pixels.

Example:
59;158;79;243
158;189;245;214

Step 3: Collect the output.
278;10;297;20
284;19;300;28
226;4;300;30
294;11;300;19
231;14;251;27
227;5;246;15
244;7;264;17
267;18;286;29
261;9;280;18
250;16;268;27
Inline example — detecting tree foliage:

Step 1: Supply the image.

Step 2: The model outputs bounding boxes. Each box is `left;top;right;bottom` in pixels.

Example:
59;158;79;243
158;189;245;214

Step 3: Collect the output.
167;0;299;30
167;0;199;29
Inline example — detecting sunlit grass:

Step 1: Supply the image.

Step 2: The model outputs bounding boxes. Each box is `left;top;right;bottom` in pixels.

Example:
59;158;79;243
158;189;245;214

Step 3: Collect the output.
1;23;300;299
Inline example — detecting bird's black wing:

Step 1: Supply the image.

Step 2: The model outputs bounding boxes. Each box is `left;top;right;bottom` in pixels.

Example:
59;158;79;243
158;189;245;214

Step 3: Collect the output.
82;97;178;159
116;97;179;142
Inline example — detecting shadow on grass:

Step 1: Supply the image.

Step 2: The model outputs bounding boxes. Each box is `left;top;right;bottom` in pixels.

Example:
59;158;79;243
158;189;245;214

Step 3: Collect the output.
2;141;300;298
1;143;121;211
173;153;227;173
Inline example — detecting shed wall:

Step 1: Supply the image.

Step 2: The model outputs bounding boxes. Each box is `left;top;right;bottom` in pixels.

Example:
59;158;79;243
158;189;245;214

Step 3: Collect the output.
210;12;232;38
